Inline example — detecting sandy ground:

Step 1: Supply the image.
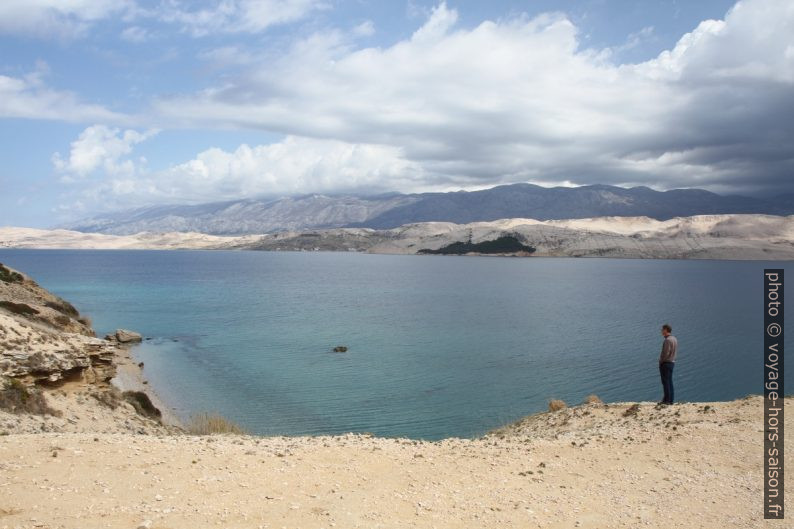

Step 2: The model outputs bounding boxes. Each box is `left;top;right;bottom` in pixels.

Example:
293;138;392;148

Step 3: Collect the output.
0;395;790;529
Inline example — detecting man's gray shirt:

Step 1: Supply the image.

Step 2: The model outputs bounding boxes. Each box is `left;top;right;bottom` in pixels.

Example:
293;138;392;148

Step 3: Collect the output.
659;335;678;363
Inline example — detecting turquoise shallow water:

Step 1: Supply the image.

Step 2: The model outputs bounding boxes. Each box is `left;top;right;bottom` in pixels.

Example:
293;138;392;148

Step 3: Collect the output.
0;249;790;439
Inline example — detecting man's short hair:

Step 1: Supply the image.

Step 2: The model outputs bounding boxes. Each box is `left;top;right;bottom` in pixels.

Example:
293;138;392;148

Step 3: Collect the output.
662;324;672;333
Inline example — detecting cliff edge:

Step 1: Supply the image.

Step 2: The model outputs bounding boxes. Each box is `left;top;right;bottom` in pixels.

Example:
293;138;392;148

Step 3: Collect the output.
0;263;180;436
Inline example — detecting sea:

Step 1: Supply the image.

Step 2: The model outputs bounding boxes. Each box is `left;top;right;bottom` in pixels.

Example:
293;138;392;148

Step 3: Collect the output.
0;249;790;440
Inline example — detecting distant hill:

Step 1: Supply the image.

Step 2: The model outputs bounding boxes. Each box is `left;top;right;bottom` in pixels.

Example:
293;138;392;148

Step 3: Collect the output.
65;183;794;235
11;214;794;260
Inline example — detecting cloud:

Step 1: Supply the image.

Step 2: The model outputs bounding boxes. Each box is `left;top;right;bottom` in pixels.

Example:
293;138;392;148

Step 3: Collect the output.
91;136;422;206
157;0;329;37
0;0;131;38
150;0;794;196
352;21;375;38
120;25;150;43
0;69;125;123
0;0;326;39
53;125;158;180
198;46;258;66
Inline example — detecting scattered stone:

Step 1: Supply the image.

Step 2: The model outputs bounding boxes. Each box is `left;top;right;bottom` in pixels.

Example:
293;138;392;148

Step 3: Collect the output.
114;329;143;343
623;404;640;417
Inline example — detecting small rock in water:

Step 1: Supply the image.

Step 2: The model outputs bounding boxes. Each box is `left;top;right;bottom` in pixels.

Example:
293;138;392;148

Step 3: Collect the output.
115;329;143;343
332;346;348;353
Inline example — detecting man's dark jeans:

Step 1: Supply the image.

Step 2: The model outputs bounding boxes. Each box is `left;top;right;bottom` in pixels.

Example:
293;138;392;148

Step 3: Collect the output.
659;361;675;404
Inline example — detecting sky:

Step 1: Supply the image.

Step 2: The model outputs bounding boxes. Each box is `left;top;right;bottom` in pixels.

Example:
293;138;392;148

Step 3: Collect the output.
1;0;792;228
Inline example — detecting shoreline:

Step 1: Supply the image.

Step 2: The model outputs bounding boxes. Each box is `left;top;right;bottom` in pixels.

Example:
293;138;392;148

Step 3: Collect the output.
2;245;793;262
109;341;185;430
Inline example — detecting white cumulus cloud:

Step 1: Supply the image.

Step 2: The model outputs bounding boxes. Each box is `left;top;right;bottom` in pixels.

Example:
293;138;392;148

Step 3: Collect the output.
96;136;422;205
0;0;132;38
0;69;124;122
53;125;158;180
157;0;329;37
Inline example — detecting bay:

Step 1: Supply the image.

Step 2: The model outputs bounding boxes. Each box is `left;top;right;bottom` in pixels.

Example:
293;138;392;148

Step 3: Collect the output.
0;249;789;440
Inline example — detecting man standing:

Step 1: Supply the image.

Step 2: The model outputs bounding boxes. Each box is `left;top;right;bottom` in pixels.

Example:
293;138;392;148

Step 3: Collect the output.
658;324;677;405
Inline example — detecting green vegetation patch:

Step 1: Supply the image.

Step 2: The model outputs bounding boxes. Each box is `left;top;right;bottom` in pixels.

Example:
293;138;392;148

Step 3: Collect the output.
0;377;62;416
419;235;536;255
122;391;162;420
0;264;23;283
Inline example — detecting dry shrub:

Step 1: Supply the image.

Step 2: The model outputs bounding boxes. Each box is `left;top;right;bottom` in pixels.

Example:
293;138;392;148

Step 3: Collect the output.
0;377;62;416
583;394;603;405
548;399;567;412
44;299;79;317
186;412;247;435
122;391;162;420
0;264;23;283
53;315;71;327
91;387;123;410
0;301;39;316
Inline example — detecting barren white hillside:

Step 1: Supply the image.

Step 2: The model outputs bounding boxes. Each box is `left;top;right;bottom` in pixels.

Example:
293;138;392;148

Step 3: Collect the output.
365;215;794;259
0;227;260;250
2;214;794;259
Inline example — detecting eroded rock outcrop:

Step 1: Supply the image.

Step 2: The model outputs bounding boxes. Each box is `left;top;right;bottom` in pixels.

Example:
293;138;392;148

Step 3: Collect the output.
0;263;116;387
0;263;180;435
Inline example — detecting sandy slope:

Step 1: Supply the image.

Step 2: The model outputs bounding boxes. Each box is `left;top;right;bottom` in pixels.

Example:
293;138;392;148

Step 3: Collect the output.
0;396;790;529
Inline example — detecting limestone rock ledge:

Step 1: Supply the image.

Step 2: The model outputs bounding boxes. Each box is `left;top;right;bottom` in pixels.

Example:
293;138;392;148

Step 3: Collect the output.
0;315;117;386
0;263;118;387
0;262;180;436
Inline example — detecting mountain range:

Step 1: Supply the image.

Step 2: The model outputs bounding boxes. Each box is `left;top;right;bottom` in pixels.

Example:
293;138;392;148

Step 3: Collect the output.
65;183;794;235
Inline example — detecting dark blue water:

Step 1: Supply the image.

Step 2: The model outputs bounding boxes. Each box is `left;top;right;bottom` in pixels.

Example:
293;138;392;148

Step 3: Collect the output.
0;249;790;439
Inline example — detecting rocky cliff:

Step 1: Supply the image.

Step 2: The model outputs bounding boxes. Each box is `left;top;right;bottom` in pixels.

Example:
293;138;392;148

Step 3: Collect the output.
0;263;179;435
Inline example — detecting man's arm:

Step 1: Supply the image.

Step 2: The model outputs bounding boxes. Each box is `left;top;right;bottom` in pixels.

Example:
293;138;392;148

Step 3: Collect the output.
659;338;672;363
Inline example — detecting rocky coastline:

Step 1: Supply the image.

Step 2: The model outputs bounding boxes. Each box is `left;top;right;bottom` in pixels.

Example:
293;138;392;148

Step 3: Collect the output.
0;263;791;528
0;263;181;436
